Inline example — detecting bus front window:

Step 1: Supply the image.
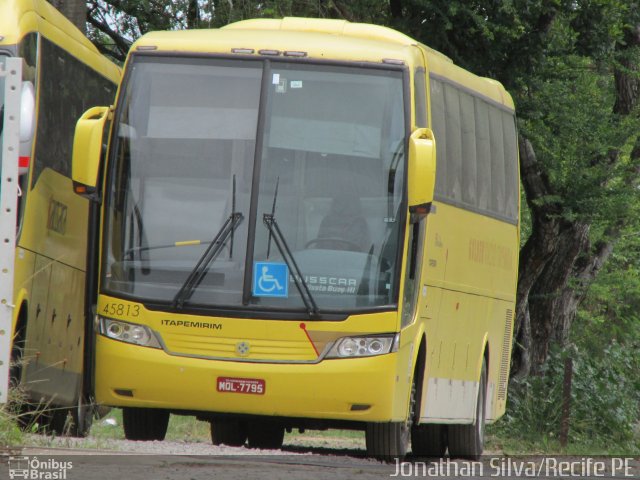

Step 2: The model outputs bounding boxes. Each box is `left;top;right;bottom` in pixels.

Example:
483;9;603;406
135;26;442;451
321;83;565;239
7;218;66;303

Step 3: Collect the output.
104;57;406;314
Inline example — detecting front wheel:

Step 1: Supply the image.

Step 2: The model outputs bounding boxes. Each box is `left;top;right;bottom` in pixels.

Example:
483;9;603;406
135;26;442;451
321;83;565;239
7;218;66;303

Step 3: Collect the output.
122;407;170;441
448;360;487;459
365;375;416;460
366;422;411;460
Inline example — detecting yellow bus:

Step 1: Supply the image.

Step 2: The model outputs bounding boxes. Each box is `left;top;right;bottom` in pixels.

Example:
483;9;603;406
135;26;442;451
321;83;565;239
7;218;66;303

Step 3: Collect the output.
72;18;519;458
1;0;120;435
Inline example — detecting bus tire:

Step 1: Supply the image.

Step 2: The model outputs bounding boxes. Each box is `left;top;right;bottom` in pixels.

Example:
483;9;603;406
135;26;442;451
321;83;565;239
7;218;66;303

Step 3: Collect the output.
246;420;285;449
68;395;93;437
210;419;247;447
366;422;410;460
122;407;170;441
447;360;486;459
411;423;447;458
365;376;415;460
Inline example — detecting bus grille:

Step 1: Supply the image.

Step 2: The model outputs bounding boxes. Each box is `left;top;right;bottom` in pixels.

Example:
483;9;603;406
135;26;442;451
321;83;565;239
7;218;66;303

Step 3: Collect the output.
161;331;319;362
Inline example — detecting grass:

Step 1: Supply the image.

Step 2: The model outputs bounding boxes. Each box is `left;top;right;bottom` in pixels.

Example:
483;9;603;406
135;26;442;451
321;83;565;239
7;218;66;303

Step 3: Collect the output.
485;424;640;456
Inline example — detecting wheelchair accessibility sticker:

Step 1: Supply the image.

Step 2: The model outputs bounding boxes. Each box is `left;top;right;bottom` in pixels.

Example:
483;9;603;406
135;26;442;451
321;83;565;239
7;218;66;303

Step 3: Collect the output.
253;262;289;298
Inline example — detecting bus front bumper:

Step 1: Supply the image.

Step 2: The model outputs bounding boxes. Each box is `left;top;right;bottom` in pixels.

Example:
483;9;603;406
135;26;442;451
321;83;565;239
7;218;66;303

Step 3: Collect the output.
95;335;402;422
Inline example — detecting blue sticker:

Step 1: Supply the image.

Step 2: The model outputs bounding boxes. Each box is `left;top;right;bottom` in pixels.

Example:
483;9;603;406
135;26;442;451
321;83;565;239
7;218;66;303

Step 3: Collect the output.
253;262;289;298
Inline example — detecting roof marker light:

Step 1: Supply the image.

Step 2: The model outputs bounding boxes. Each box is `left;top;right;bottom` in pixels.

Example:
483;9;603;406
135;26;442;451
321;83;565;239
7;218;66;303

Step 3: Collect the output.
136;45;158;51
382;58;405;65
283;51;307;58
258;49;280;56
232;48;255;54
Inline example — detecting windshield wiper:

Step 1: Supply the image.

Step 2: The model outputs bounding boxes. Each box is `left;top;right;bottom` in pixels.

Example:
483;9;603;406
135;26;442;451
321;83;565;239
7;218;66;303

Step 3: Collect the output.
262;213;319;319
172;176;243;309
260;176;318;318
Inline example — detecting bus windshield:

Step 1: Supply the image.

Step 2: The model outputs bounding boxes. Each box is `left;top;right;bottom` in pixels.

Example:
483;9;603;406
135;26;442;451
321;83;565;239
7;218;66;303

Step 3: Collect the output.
104;56;407;314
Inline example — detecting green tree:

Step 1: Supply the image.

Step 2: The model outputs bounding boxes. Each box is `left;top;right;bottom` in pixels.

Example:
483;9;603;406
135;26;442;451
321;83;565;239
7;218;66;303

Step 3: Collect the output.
52;0;87;33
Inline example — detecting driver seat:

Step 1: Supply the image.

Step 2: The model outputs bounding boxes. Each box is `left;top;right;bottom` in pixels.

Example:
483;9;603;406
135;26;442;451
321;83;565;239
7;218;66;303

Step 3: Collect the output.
316;195;371;252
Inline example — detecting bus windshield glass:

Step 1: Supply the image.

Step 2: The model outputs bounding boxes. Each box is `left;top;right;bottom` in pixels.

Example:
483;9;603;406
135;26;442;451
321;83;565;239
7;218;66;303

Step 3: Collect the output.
104;56;407;314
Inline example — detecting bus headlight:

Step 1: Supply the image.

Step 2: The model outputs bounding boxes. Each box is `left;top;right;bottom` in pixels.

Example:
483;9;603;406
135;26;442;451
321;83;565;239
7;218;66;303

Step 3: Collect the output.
326;334;399;358
99;317;162;349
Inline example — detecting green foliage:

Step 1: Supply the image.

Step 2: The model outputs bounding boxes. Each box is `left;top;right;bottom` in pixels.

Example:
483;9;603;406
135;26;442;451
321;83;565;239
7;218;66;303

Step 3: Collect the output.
496;342;640;452
0;408;24;448
499;228;640;452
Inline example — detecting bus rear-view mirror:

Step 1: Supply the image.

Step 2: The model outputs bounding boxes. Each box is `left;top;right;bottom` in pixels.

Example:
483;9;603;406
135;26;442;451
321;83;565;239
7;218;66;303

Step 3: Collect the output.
72;106;109;201
408;127;436;212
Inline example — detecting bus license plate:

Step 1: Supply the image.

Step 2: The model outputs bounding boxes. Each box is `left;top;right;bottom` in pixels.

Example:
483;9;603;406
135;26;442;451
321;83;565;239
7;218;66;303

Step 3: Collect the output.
217;377;265;395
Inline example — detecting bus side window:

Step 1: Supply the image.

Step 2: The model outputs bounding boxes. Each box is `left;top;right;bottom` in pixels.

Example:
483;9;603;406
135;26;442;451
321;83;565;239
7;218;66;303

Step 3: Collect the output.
414;69;427;128
475;98;491;212
430;78;447;196
502;113;519;222
460;91;477;206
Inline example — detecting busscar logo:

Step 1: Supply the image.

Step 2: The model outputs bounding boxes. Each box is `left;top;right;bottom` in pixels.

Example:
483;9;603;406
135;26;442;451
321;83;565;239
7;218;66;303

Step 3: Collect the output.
8;456;73;479
47;199;68;234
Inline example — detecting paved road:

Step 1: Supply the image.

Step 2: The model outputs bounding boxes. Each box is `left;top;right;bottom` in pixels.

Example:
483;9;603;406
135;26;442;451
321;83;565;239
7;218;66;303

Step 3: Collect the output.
1;443;638;480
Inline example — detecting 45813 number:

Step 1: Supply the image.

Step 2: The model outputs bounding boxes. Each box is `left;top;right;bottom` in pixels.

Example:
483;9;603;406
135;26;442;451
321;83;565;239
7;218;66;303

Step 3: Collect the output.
102;303;140;317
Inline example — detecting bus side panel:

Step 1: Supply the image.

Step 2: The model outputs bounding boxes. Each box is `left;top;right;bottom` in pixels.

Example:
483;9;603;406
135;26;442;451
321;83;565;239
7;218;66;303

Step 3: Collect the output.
19;169;88;406
23;255;51;387
23;259;84;405
12;247;36;327
418;201;517;423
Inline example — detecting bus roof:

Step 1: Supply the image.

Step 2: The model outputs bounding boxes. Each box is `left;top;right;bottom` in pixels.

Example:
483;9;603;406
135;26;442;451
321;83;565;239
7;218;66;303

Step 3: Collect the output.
131;17;513;111
0;0;120;81
131;18;420;66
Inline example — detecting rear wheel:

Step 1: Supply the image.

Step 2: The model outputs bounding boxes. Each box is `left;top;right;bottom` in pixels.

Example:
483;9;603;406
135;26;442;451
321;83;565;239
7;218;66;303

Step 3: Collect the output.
246;420;285;449
448;360;487;459
68;395;94;437
49;397;93;437
122;407;170;441
210;419;248;447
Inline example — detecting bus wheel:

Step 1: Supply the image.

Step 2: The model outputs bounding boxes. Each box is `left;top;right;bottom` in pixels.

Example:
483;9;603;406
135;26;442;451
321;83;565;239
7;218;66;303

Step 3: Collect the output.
246;420;285;449
411;423;447;458
366;422;410;460
122;407;170;441
448;360;487;459
365;377;415;460
48;396;93;437
69;395;93;437
210;419;247;447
